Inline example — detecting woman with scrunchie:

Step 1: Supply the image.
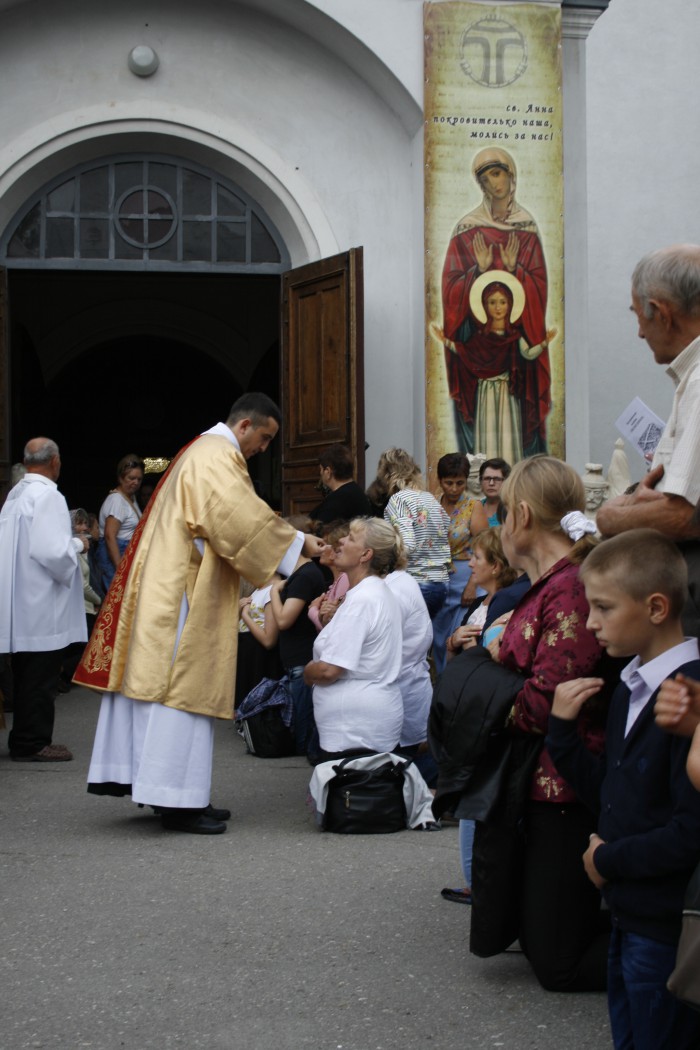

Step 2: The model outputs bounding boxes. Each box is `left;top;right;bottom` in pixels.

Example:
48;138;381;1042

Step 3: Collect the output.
304;517;403;760
433;455;613;991
96;454;144;591
488;455;610;989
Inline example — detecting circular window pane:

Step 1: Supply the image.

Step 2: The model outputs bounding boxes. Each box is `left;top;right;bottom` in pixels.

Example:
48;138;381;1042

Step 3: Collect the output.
115;186;177;249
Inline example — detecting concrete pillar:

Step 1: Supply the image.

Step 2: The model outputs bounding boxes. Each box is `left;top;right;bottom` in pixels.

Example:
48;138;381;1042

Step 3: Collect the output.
561;4;608;467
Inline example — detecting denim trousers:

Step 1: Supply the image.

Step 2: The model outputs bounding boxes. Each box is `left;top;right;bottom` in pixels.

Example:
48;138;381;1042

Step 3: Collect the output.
607;927;700;1049
459;818;475;888
287;666;316;757
418;581;448;620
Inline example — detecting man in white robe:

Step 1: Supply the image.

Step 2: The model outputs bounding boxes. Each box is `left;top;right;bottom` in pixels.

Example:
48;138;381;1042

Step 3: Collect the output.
0;437;88;761
79;393;325;834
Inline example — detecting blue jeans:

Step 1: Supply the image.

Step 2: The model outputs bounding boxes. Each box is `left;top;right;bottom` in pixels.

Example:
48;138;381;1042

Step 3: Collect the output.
431;561;472;675
96;536;129;592
287;666;316;758
607;927;700;1049
418;581;448;620
459;818;475;888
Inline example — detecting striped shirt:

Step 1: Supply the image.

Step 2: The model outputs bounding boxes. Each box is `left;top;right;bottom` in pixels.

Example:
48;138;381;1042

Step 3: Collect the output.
385;488;451;585
653;334;700;505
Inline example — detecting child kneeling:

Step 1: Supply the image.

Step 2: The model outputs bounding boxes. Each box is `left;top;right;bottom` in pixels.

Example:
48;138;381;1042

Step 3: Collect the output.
547;529;700;1050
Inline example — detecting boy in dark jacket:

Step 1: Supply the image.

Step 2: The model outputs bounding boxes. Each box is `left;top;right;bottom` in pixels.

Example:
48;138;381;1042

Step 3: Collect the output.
547;529;700;1050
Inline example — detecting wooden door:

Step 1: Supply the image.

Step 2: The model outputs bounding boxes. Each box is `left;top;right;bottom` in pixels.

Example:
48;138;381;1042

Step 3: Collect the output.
0;267;9;503
281;248;364;516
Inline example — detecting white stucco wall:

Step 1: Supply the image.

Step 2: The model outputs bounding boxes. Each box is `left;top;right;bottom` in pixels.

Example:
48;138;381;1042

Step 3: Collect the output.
0;0;426;472
586;0;700;480
2;0;694;481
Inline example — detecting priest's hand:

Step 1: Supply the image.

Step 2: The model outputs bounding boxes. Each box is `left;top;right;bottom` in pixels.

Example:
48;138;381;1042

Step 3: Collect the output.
303;534;328;559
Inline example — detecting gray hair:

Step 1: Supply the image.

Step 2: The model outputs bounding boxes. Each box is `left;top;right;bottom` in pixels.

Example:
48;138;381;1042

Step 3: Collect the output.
632;244;700;319
351;516;406;577
23;438;59;466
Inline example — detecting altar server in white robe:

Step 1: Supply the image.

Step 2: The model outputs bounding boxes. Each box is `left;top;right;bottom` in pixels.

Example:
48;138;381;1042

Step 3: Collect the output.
0;437;87;762
76;393;325;835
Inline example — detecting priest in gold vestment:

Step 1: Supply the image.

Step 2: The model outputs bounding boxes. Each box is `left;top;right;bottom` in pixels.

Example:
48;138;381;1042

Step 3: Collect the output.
75;393;325;834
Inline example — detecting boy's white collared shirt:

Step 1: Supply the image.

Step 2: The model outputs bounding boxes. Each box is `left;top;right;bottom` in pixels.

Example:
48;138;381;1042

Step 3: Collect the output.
621;637;700;737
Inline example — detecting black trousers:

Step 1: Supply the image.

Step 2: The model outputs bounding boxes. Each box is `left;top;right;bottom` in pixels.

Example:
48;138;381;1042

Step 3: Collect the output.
7;650;62;756
518;800;610;992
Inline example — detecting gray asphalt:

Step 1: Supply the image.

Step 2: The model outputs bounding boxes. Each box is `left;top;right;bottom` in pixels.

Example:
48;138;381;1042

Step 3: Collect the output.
1;688;610;1050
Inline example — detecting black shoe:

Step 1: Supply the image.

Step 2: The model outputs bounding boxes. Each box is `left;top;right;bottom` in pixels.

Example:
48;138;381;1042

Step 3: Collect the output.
152;803;231;821
440;887;472;904
11;743;73;762
161;812;226;834
203;803;231;821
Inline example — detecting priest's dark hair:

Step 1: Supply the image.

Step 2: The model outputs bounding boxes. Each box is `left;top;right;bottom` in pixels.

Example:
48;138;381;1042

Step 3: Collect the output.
227;392;282;428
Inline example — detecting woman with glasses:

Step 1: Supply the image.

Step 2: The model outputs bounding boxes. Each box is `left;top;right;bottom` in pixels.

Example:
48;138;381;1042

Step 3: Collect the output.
479;457;511;526
97;454;144;591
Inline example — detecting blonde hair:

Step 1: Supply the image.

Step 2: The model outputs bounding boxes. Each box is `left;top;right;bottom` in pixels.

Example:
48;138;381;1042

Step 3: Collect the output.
500;455;596;564
375;448;424;497
351;517;405;577
472;526;518;588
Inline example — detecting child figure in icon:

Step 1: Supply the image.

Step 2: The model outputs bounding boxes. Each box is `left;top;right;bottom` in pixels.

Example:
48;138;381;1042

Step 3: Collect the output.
445;274;555;465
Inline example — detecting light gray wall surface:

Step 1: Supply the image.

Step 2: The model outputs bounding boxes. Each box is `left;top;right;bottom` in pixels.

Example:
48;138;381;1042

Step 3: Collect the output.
586;0;700;479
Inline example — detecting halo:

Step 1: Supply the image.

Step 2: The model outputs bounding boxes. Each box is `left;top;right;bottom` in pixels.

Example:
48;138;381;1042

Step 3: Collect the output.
469;269;525;325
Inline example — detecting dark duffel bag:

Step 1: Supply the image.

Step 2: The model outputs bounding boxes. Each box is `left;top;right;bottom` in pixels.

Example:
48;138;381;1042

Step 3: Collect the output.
241;707;296;758
323;757;410;834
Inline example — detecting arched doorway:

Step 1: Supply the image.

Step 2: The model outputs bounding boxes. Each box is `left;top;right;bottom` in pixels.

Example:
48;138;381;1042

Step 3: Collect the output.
2;155;288;508
1;152;364;513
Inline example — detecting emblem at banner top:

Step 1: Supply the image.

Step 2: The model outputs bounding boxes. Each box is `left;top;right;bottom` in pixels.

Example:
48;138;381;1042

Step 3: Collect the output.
460;14;528;88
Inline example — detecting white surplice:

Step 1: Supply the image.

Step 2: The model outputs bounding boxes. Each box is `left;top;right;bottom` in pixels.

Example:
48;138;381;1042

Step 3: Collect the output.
87;423;303;808
0;474;86;653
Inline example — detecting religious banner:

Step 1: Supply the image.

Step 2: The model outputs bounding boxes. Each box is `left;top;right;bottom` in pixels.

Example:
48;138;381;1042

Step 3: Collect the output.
424;1;564;483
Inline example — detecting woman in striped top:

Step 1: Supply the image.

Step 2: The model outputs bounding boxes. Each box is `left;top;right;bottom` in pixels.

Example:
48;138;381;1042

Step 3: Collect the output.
376;447;451;619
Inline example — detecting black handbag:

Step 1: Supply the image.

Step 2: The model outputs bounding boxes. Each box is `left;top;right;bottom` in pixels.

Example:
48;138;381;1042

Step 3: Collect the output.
241;707;296;758
323;757;410;834
236;676;296;759
667;860;700;1011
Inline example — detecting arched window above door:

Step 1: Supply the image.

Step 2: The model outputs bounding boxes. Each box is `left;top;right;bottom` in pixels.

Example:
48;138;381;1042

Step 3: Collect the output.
1;157;289;272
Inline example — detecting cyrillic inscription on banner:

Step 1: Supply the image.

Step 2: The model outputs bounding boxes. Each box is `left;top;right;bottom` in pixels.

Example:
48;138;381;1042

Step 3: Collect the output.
424;1;564;480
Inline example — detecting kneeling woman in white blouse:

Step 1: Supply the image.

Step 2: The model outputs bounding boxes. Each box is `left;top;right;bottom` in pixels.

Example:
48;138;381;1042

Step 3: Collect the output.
303;517;404;760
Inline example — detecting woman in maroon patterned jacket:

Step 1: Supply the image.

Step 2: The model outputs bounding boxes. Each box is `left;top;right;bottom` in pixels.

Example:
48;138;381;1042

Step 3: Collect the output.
489;455;611;991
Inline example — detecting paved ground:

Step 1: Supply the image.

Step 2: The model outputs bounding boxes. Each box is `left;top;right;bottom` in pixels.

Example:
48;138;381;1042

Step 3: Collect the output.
1;689;610;1050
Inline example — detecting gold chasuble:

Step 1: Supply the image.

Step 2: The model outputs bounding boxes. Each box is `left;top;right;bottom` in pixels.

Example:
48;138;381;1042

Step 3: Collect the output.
74;434;298;720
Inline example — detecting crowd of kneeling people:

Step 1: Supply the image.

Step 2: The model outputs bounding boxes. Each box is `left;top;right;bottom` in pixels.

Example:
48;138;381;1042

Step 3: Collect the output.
233;445;700;1048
